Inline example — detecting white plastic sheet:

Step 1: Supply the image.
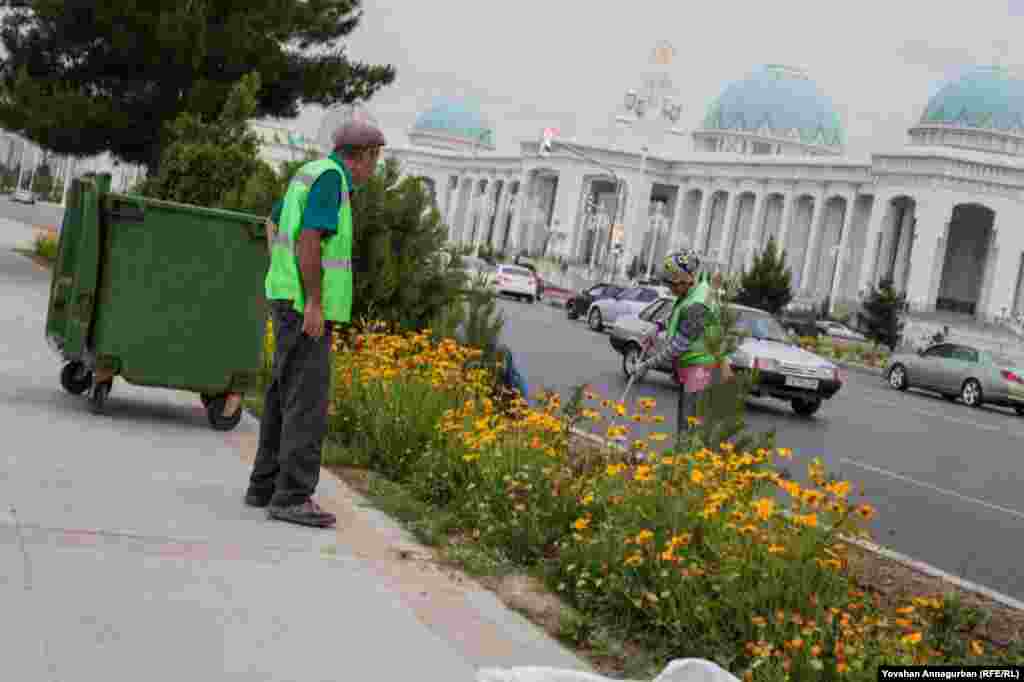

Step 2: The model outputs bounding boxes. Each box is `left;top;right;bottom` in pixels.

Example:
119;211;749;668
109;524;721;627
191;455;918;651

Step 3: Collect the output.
476;658;741;682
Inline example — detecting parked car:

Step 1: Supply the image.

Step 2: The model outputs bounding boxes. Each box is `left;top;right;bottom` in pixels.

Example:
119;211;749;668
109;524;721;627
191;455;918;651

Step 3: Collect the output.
511;260;545;301
12;188;34;204
816;320;867;342
586;285;668;332
885;342;1024;415
493;264;540;303
566;282;624;320
608;298;844;417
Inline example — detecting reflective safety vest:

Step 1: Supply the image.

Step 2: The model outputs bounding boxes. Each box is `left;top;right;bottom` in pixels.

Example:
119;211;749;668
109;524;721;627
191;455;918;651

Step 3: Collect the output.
265;157;354;323
667;279;722;368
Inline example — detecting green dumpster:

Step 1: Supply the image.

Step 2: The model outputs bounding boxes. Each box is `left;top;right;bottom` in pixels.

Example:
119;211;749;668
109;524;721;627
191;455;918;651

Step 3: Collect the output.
45;173;269;430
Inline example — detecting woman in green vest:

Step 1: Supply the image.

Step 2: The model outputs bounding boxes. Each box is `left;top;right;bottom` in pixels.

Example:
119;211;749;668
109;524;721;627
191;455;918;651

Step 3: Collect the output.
632;249;723;441
245;121;386;529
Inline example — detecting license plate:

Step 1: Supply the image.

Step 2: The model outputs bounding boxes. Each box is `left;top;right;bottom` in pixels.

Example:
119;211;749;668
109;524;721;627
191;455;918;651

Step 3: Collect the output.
785;376;819;390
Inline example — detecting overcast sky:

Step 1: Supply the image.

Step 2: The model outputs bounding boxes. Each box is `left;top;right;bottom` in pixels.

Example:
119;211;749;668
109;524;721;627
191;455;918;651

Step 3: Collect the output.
286;0;1024;159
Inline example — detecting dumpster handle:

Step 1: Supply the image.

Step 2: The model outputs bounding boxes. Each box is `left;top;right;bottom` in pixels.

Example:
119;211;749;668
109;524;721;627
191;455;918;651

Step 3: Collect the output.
109;199;145;222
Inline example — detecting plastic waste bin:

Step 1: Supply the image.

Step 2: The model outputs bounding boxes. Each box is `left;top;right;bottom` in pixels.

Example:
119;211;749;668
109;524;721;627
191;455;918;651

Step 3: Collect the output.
45;173;269;430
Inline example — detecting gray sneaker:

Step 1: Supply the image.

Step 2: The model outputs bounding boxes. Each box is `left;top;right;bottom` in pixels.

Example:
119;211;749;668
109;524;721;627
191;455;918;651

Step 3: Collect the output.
267;499;336;528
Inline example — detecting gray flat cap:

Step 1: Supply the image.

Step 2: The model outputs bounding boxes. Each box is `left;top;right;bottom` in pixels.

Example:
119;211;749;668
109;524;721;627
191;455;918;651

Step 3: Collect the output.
333;121;386;148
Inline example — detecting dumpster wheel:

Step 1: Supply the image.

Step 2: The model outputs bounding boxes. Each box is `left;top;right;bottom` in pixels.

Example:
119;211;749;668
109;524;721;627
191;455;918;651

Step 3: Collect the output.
206;394;243;431
89;381;112;415
60;361;93;396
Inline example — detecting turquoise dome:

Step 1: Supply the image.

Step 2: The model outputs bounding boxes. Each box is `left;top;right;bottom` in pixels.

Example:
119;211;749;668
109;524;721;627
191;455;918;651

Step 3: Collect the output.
702;64;845;147
412;97;495;147
920;66;1024;131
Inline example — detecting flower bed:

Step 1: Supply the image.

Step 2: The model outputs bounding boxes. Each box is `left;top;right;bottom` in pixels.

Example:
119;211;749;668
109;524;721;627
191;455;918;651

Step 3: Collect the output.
797;336;890;369
261;322;1021;678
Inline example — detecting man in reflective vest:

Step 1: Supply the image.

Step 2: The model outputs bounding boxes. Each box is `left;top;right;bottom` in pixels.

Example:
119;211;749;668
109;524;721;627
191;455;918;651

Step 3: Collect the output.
632;250;723;441
245;121;386;528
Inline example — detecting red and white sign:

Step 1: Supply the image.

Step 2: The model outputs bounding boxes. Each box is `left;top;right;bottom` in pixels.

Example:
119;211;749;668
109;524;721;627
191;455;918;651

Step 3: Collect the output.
542;127;560;141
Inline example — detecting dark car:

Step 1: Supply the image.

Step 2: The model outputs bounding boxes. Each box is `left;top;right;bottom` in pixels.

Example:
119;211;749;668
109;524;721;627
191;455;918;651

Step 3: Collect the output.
566;283;624;320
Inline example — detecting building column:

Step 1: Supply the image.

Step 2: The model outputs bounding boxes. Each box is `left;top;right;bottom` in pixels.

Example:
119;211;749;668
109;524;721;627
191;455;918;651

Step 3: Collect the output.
508;171;531;252
856;193;892;298
977;222;1003;318
743;191;768;271
776;191;796;253
715;190;739;273
551;169;584;260
667;182;691;252
827;193;858;314
903;199;950;313
799;190;828;294
622;177;653;277
692;185;714;257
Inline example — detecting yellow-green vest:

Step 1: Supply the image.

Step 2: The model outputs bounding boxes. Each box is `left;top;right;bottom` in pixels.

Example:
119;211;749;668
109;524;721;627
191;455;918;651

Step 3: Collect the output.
265;157;354;323
668;279;722;368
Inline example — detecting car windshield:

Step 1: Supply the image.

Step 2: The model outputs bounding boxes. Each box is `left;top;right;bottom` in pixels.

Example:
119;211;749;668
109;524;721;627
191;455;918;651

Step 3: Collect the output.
989;352;1024;368
734;312;790;342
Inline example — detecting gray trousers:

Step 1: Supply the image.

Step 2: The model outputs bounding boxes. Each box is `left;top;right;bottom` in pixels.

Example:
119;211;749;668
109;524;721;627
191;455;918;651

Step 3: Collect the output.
249;300;333;507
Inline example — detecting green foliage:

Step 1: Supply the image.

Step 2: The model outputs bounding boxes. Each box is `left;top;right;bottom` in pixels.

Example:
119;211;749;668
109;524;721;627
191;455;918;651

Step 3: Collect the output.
734;237;793;315
33;232;57;262
860;278;906;351
0;1;396;171
348;158;470;332
138;72;264;209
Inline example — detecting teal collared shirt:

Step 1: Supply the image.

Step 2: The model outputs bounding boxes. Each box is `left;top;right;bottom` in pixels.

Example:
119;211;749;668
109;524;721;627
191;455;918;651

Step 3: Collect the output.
270;152;356;234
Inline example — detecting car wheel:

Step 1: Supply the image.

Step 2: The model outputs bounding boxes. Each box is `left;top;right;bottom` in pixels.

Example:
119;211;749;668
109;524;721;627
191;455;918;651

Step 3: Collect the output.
887;364;908;391
1015;405;1024;417
566;303;578;320
622;344;648;381
960;379;983;408
791;397;822;417
528;295;536;304
588;307;603;332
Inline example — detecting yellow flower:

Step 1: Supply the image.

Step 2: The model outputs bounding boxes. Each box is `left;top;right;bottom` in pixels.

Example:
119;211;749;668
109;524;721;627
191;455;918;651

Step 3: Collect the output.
686;416;701;427
776;447;794;459
637;397;656;411
751;498;775;521
826;480;852;498
855;504;876;520
750;616;767;627
895;606;915;615
793;513;818;528
613;403;627;416
970;640;984;656
648;432;669;442
624;553;644;567
634;465;653;482
606;463;626;476
573;517;590;531
635;529;654;544
581;493;594;505
901;632;923;645
652;415;666;423
661;456;675;466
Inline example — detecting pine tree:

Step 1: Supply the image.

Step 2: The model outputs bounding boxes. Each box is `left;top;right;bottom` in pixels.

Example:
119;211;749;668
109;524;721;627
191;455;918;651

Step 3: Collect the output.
0;1;395;173
734;237;793;314
348;158;470;332
860;278;906;351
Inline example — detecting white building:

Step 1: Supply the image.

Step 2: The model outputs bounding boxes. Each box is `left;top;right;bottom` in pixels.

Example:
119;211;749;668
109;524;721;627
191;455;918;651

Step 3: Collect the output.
386;65;1024;329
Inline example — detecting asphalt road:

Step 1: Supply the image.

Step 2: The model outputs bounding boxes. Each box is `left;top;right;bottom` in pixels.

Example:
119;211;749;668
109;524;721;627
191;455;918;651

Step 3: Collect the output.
0;195;64;230
496;297;1024;603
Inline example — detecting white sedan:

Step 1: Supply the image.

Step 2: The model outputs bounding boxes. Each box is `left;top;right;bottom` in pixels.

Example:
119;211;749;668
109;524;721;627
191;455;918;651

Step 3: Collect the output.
586;285;668;332
493;264;539;302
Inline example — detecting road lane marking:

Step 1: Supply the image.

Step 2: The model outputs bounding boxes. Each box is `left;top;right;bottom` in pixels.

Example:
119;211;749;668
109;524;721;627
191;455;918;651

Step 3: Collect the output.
861;395;1001;431
838;457;1024;521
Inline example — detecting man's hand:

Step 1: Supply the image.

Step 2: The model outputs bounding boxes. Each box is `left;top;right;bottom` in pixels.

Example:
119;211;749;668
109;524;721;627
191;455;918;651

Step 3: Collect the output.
302;301;325;338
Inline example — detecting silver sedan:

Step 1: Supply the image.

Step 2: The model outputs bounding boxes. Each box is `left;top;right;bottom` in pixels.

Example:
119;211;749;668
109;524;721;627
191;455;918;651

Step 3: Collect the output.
885;342;1024;415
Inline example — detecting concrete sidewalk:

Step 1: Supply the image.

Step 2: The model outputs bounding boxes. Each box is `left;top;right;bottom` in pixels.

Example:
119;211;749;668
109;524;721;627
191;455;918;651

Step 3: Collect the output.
0;218;590;681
